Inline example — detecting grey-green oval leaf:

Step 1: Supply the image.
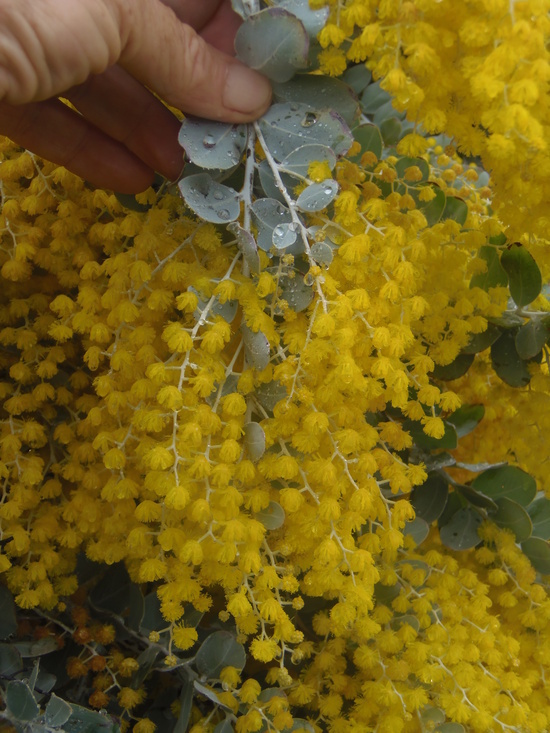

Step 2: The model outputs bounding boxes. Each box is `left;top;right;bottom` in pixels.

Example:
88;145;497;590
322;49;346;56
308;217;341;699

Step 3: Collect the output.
45;695;73;728
271;0;329;38
500;245;542;307
490;330;531;387
242;324;270;370
441;196;468;225
470;246;508;291
490;497;532;542
195;631;246;678
6;681;40;722
521;537;550;574
228;223;260;274
439;508;483;551
178;118;248;170
447;404;485;438
411;473;449;524
0;644;23;676
251;198;293;252
471;465;536;506
280;144;337;177
259;103;353;162
515;319;549;360
235;8;309;83
256;501;285;530
351;124;383;162
273;74;359;127
404;516;430;546
296;180;339;212
528;496;550;540
244;422;266;462
178;173;240;224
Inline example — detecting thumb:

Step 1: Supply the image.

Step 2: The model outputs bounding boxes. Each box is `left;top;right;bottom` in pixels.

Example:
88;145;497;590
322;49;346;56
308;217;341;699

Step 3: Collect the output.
116;0;271;121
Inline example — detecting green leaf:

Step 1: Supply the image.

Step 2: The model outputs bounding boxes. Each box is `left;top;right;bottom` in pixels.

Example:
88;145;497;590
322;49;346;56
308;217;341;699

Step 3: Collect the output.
244;422;266;462
235;8;309;83
296;180;339;212
374;582;400;606
255;381;287;413
447;404;485;438
273;74;359;127
178;173;240;224
439;508;483;550
441;196;468;225
272;0;329;37
380;117;402;146
405;420;458;450
490;498;532;542
404;516;430;545
515;319;549;360
255;501;285;530
189;286;238;324
418;186;446;227
140;592;167;635
360;82;396;124
0;644;23;675
90;562;131;615
228;223;260;274
436;725;466;733
521;537;550;574
6;681;39;722
310;241;334;265
63;704;119;733
280;144;337;177
45;694;73;728
432;353;474;381
174;674;194;733
395;156;429;184
455;484;497;511
195;631;246;679
257;158;297;203
251;198;294;252
527;496;550;540
242;324;270;370
13;638;57;657
471;465;537;506
421;707;446;726
283;720;315;733
114;192;150;213
350;124;383;162
462;325;501;354
274;269;315;312
0;586;17;639
470;246;508;291
490;330;531;387
178;118;248;170
343;64;372;95
500;245;542;306
214;719;235;733
259;103;353;161
411;473;449;524
390;614;420;631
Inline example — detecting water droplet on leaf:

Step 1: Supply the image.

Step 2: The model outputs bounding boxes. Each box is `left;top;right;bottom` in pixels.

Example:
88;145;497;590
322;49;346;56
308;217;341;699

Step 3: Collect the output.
301;112;318;128
203;133;216;149
217;209;231;220
213;191;225;201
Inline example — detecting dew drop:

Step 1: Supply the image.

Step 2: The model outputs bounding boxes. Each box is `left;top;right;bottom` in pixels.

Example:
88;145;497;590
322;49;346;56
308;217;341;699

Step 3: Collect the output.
301;112;318;128
203;133;216;149
217;209;231;220
324;185;335;195
289;103;300;111
303;273;314;286
213;190;225;201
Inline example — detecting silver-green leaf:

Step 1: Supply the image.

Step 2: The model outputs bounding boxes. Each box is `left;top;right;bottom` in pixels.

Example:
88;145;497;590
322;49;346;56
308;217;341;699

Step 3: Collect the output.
178;117;248;170
234;8;309;83
178;173;240;224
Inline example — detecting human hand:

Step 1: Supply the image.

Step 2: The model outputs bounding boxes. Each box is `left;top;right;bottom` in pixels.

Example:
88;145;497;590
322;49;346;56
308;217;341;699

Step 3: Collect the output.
0;0;271;192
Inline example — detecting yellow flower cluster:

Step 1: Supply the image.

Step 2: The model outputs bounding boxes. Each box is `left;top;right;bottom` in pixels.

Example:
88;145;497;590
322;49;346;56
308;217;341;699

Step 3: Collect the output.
1;2;550;731
318;0;550;248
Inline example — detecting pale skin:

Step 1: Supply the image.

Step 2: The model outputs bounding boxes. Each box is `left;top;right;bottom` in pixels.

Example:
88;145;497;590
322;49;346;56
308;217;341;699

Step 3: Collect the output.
0;0;272;192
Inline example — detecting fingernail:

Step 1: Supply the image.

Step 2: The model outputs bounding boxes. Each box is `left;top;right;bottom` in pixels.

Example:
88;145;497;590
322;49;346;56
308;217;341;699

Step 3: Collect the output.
223;63;271;115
